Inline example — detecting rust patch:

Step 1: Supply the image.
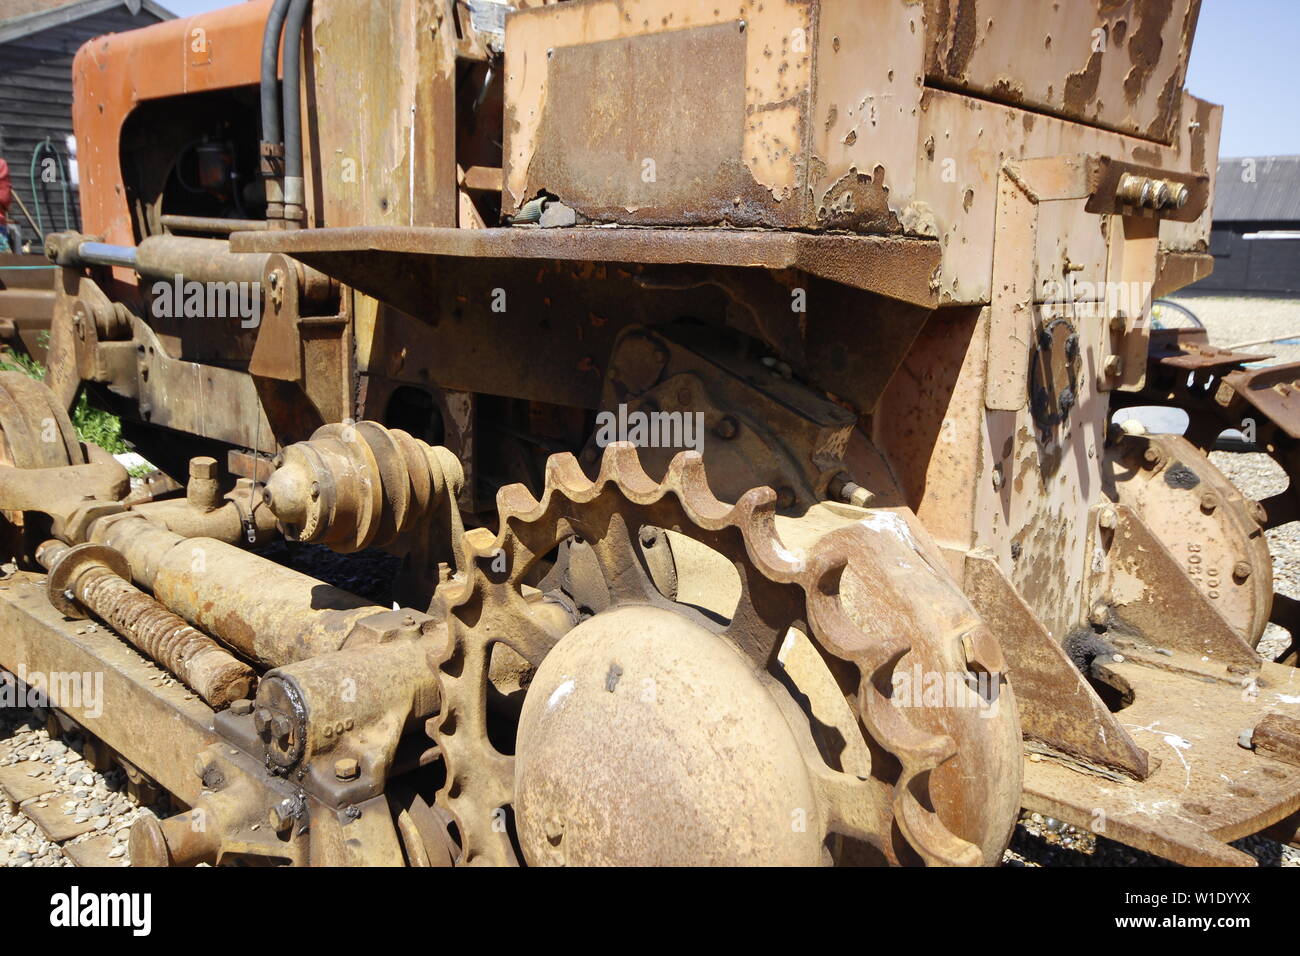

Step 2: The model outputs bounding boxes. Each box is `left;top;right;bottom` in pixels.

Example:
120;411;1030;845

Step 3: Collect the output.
943;0;979;80
1131;144;1161;165
927;0;953;70
990;77;1024;103
1188;96;1212;172
1146;72;1181;142
816;164;902;233
1063;49;1104;116
1124;0;1174;104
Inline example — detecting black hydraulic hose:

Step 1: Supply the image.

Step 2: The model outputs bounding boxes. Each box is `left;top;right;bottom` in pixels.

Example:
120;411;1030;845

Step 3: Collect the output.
281;0;312;198
259;0;292;147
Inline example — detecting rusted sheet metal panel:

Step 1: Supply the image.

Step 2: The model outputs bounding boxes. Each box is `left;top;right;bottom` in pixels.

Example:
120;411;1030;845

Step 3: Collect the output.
923;0;1201;144
916;89;1218;306
962;550;1150;780
72;0;272;253
1159;92;1222;254
133;319;277;452
1022;654;1300;866
231;224;942;306
502;0;924;232
308;0;458;228
875;305;1108;641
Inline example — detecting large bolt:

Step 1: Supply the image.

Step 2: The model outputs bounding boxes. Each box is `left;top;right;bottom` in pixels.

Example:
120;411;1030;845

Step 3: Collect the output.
187;456;221;512
334;758;360;781
1233;561;1253;582
268;268;287;310
1247;499;1268;526
1116;172;1190;211
193;752;225;791
190;456;218;481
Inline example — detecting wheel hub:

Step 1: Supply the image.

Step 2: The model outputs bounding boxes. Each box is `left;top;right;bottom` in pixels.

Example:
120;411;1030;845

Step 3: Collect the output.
514;605;821;866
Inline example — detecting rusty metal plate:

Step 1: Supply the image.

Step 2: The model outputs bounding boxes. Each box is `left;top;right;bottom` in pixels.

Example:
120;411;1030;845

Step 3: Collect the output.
1222;363;1300;441
924;0;1199;144
527;24;753;226
308;0;458;229
1022;655;1300;866
231;225;941;308
962;551;1150;780
503;0;925;233
1150;328;1271;372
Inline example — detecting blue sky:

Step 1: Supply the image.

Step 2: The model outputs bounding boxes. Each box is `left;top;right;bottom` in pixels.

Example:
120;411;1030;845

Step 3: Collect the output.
160;0;1298;157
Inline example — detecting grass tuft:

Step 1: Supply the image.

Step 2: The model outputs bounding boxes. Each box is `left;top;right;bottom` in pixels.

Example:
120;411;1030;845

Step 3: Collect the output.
0;339;130;455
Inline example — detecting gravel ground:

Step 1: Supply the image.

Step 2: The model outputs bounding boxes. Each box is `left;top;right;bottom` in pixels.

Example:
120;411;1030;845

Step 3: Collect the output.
0;707;170;868
3;296;1299;869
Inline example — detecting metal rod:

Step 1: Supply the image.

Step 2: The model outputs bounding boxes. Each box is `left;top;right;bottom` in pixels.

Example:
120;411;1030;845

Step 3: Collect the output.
161;215;270;234
37;540;255;708
1225;333;1300;351
74;241;138;269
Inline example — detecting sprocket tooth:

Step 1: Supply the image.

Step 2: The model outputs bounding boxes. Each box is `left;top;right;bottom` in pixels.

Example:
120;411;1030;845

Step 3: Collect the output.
897;791;985;867
544;452;594;499
597;441;658;498
496;482;543;525
730;489;807;579
662;451;736;527
663;449;712;498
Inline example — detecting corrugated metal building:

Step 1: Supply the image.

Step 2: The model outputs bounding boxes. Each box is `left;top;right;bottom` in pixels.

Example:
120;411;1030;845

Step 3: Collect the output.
0;0;174;247
1194;155;1300;295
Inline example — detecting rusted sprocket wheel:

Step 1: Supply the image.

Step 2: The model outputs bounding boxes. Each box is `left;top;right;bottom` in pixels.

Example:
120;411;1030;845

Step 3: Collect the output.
1114;351;1300;664
430;442;1021;866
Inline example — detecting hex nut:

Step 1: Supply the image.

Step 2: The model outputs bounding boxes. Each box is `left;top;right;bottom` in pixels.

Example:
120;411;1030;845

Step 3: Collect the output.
189;456;219;480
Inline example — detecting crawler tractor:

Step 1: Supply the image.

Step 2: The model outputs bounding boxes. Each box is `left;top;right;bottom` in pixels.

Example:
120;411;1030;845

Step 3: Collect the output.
0;0;1296;866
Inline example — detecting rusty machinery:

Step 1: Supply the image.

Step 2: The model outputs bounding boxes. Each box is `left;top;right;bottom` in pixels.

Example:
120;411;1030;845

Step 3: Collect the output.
0;0;1296;868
